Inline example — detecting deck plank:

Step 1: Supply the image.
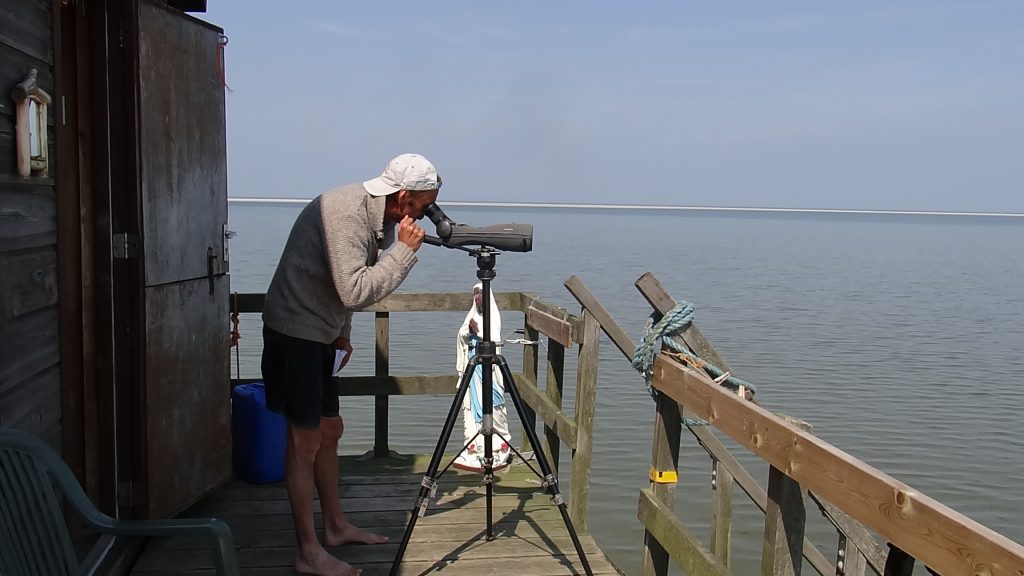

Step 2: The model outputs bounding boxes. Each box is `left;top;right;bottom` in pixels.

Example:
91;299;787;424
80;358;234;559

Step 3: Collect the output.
130;455;622;575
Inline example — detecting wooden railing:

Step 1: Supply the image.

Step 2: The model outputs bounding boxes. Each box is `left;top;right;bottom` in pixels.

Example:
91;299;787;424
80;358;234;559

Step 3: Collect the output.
229;290;600;530
566;273;1024;576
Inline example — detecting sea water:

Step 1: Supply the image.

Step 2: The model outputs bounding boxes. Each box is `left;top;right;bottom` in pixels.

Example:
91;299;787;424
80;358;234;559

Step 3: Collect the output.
228;203;1024;574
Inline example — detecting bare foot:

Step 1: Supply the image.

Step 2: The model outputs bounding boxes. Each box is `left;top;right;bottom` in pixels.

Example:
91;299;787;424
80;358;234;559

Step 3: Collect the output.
296;545;361;576
324;521;389;546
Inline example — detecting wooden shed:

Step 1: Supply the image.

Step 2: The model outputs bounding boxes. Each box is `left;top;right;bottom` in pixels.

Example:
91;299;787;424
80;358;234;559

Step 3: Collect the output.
1;0;231;569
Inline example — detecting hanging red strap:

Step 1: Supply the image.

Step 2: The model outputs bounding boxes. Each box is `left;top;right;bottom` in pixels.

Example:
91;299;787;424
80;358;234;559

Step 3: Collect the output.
216;34;233;92
230;292;241;380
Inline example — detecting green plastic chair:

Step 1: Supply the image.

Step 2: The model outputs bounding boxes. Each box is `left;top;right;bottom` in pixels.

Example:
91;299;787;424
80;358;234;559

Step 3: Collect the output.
0;427;239;575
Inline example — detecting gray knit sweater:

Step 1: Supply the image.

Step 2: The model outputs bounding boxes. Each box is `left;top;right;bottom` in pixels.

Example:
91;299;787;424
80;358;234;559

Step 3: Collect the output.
262;183;417;343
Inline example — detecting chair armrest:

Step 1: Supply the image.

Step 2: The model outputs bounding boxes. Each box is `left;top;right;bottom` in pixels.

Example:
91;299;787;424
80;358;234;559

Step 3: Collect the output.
99;518;238;576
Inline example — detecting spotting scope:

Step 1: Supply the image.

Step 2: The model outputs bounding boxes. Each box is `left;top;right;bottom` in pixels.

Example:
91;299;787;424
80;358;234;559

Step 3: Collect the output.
422;203;533;253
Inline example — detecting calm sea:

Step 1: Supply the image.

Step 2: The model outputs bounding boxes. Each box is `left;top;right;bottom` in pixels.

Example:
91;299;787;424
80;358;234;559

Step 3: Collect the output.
227;203;1024;575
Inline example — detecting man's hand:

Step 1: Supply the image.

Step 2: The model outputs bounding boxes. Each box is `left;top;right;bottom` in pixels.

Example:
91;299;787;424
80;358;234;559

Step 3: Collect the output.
333;336;353;371
398;215;425;252
469;318;479;335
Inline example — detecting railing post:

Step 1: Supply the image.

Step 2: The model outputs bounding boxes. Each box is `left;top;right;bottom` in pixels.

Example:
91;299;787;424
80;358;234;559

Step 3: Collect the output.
634;273;740;569
374;311;389;457
519;321;539;453
762;418;812;576
542;340;565;472
641;392;681;576
570;309;599;532
710;457;734;568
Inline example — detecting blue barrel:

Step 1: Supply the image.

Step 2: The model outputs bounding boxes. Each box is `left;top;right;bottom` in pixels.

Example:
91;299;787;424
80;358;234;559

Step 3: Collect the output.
231;382;286;483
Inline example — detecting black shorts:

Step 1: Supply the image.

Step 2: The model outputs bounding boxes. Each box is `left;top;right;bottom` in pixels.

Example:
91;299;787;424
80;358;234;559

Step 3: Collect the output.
260;326;339;429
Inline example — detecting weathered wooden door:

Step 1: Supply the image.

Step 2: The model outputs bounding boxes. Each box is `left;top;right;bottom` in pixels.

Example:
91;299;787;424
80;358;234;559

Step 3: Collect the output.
137;1;230;518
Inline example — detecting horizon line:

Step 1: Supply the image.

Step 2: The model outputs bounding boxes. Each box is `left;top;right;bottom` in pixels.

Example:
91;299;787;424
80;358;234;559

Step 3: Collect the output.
227;197;1024;218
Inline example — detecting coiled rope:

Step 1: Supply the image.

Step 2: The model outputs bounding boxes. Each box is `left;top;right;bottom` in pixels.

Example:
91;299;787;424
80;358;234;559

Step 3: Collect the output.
631;301;755;426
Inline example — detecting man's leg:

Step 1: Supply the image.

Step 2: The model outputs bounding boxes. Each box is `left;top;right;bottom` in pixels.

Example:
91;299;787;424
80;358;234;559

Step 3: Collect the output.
317;415;389;545
287;423;361;576
264;327;360;575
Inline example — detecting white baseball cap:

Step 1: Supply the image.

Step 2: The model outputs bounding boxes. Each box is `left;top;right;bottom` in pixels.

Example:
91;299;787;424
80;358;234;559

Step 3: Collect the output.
362;153;441;197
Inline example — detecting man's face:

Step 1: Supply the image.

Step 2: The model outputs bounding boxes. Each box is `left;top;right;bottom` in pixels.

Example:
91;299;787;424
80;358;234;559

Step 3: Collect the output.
399;189;440;221
473;289;482;311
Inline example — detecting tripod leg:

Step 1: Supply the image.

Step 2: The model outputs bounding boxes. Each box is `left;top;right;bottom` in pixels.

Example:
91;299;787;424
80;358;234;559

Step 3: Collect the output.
495;356;595;576
480;355;495;540
389;357;480;576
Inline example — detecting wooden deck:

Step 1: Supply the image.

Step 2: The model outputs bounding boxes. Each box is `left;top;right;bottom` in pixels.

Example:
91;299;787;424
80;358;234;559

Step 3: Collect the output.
130;454;622;575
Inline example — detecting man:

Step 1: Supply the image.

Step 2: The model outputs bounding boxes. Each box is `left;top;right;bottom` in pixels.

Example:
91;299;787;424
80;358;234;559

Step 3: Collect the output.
261;153;440;576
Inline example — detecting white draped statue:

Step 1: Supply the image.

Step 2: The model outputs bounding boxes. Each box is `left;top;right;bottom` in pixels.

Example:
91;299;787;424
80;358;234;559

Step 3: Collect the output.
454;282;511;471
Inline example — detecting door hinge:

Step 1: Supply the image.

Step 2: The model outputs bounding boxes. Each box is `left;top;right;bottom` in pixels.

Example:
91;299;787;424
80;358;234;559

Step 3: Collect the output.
112;233;139;259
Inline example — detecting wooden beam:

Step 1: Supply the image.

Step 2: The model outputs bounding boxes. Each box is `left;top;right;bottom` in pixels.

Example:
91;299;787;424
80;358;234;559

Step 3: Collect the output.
232;292;265;313
520;295;584;342
638;488;731;576
513;373;578;450
367;292;522;313
335;374;471;396
228;291;524;314
652;354;1024;576
564;275;635;361
570;309;600;532
527;306;574;348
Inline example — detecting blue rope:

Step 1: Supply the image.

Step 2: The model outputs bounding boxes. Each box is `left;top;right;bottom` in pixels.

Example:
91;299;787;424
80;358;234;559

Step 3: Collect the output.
631;301;756;426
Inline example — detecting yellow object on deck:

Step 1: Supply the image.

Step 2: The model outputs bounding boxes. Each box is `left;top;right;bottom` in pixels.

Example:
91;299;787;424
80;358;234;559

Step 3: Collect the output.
649;467;678;484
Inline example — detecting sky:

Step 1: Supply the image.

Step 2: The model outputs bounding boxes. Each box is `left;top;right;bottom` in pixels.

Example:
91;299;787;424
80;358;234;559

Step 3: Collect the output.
202;1;1024;212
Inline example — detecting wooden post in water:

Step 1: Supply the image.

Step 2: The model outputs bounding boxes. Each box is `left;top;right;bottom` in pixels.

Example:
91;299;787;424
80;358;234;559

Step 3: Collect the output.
761;417;812;576
641;391;682;576
570;309;600;532
374;311;390;457
542;340;565;472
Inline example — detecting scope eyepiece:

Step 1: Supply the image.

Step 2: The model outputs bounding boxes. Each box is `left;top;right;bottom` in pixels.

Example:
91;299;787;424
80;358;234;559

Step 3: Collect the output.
423;203;454;240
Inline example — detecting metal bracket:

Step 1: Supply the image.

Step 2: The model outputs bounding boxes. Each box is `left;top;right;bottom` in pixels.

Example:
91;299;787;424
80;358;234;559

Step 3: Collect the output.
421;476;438;499
836;533;848;575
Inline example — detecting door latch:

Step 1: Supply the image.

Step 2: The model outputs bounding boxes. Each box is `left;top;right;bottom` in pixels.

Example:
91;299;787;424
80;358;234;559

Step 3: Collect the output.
207;246;217;295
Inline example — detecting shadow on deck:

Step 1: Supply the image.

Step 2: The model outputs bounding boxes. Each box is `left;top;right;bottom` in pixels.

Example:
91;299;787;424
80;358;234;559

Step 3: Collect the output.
130;454;622;575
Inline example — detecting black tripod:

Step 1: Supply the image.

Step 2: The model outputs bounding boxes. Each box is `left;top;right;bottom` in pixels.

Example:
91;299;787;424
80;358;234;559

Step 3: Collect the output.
388;248;593;576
